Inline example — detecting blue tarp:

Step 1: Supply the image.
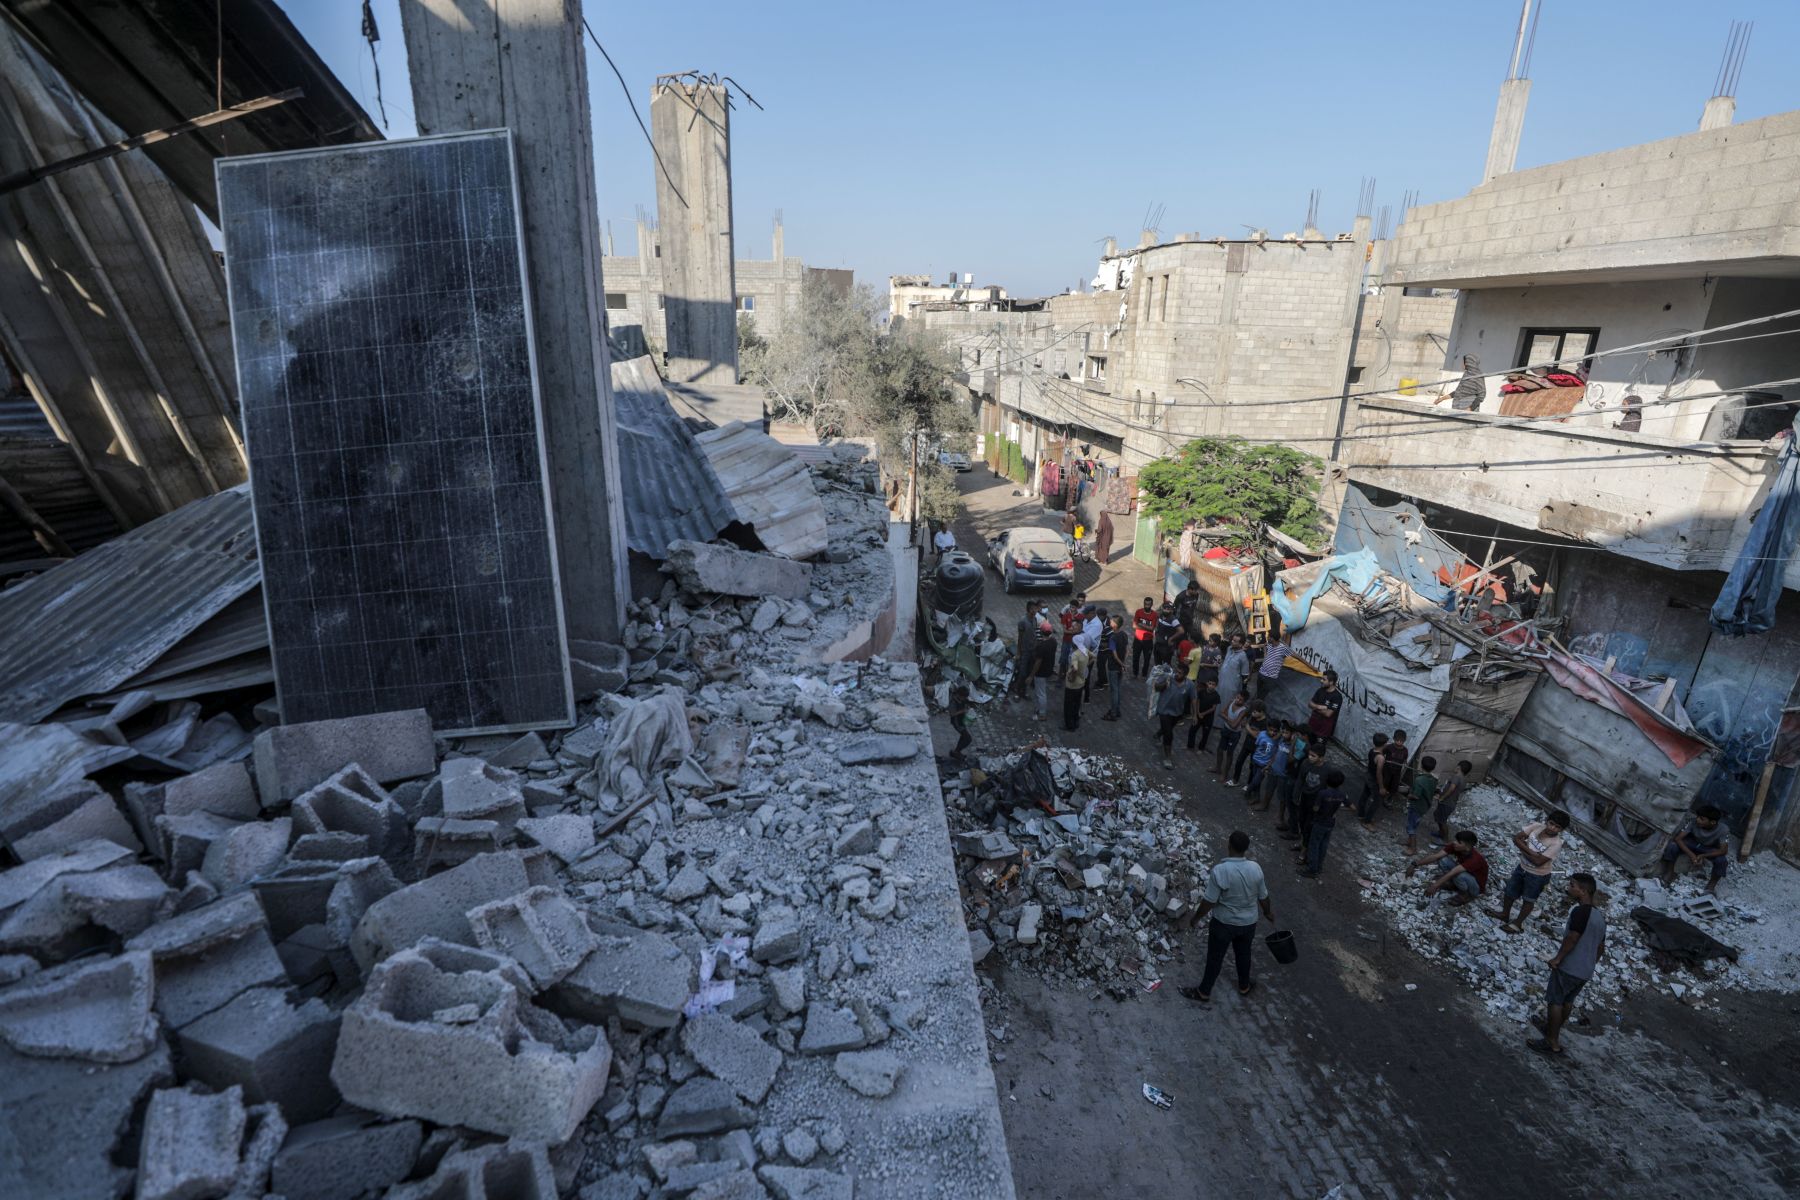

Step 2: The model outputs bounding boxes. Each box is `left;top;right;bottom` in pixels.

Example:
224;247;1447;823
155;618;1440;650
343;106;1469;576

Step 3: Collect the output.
1711;419;1800;637
1334;486;1458;604
1271;548;1383;631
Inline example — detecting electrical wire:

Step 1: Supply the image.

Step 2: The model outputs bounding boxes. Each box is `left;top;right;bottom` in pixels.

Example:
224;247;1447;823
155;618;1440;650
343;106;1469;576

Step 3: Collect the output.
581;20;687;210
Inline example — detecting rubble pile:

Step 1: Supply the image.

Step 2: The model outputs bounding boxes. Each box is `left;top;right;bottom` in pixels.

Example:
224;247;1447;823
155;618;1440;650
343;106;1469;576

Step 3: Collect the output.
1355;783;1800;1023
941;748;1213;998
0;460;1013;1199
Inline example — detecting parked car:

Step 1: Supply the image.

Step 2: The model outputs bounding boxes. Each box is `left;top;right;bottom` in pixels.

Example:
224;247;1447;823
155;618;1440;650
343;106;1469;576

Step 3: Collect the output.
985;527;1075;593
939;450;972;472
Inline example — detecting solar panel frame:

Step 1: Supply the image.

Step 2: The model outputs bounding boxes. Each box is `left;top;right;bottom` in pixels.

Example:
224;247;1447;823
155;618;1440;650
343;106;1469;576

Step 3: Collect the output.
216;129;574;736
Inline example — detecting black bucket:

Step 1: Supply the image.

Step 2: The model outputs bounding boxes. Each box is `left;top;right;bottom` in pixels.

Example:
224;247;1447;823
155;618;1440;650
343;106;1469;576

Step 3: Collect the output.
1265;930;1298;965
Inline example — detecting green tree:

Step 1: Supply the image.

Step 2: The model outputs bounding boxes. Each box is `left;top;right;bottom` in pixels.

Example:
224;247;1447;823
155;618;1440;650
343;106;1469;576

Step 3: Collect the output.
740;276;880;430
1135;437;1323;544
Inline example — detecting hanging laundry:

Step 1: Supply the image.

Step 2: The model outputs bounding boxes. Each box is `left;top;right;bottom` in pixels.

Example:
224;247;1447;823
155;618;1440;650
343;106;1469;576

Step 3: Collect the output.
1711;415;1800;636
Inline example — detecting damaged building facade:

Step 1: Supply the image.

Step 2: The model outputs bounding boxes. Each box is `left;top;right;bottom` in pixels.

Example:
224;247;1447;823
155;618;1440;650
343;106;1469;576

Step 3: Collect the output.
1343;102;1800;867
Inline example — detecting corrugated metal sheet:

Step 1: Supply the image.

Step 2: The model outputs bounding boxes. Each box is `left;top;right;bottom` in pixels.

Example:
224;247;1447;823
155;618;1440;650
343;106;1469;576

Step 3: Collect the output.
0;394;53;439
693;421;829;560
610;356;736;559
664;380;767;429
0;484;258;721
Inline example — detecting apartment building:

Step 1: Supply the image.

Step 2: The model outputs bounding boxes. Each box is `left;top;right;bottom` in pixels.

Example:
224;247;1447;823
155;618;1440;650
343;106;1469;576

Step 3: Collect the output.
1343;105;1800;863
888;274;1011;325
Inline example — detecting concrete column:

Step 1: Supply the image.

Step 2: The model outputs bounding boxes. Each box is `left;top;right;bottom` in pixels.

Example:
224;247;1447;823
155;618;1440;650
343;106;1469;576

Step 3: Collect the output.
772;217;784;264
1699;96;1736;131
1483;78;1530;183
399;0;628;642
651;79;737;385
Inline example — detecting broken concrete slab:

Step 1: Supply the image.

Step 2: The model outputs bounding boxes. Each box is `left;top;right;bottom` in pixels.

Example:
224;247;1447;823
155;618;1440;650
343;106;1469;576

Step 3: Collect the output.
0;722;136;842
253;709;435;805
11;790;142;861
350;850;534;971
0;860;172;953
413;816;503;867
751;905;804;964
758;1166;855;1200
798;1006;867;1055
569;639;631;698
665;540;812;601
290;765;407;858
832;820;877;857
467;886;598;989
230;1102;287;1200
289;831;370;861
156;809;242;877
137;1084;246;1200
0;1038;174;1198
163;760;259;821
126;892;287;1028
834;735;918;766
681;1013;783;1102
484;731;548;770
516;813;595;864
270;1115;423;1200
832;1048;902;1097
546;917;692;1030
434;756;527;826
656;1077;756;1138
173;985;341;1123
0;949;156;1062
323;856;401;952
0;837;132;915
201;816;292;892
331;945;610;1142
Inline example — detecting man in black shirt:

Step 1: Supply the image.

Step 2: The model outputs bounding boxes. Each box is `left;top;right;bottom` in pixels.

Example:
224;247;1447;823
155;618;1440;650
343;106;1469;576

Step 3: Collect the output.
1308;671;1344;740
1174;580;1202;636
1300;770;1348;879
1011;601;1042;698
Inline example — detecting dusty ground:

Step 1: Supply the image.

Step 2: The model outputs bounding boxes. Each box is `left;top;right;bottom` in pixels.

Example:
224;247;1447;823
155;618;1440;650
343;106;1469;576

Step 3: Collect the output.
927;466;1800;1200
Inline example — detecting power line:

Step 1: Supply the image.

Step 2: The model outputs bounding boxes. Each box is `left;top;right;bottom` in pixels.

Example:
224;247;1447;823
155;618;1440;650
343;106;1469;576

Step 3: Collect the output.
580;20;687;210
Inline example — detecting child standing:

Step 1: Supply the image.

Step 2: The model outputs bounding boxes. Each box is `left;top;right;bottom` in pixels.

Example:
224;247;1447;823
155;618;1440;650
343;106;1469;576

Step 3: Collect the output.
1404;755;1440;853
1300;769;1349;879
1432;759;1474;843
1213;691;1248;777
1356;732;1390;830
1285;742;1327;847
1256;721;1294;812
1188;678;1220;754
1244;718;1276;796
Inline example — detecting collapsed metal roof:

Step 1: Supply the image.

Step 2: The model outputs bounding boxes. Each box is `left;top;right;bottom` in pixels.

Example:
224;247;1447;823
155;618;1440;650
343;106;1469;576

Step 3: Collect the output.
0;484;258;722
0;0;382;221
694;421;829;560
609;355;738;559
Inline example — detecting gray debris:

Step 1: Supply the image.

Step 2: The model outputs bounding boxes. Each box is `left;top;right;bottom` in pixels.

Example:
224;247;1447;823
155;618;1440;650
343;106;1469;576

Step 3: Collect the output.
547;918;692;1030
832;1049;903;1098
781;1128;819;1165
253;709;435;804
12;790;142;861
125;892;287;1028
163;760;260;821
834;735;918;765
798;1006;866;1055
665;540;812;600
434;756;527;827
516;813;596;864
136;1084;247;1200
270;1115;423;1200
350;850;534;971
752;905;804;964
201;816;292;892
759;1166;855;1200
0;949;156;1062
657;1077;756;1138
466;885;598;989
173;985;341;1123
681;1012;784;1102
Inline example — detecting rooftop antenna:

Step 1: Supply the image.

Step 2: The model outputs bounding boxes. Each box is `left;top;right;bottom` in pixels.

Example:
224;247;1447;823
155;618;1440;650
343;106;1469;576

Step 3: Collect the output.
1702;21;1752;130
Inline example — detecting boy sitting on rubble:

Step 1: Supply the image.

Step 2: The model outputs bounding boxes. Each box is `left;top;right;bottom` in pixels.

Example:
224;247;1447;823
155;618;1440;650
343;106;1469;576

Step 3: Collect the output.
1658;806;1732;895
1404;830;1489;909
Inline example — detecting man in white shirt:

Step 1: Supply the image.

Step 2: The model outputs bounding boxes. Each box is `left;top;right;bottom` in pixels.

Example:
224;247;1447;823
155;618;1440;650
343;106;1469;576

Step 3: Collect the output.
932;526;956;561
1180;831;1274;1002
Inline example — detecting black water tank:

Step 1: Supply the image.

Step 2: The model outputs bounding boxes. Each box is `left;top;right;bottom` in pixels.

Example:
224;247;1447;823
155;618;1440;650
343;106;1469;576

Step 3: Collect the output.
934;551;984;614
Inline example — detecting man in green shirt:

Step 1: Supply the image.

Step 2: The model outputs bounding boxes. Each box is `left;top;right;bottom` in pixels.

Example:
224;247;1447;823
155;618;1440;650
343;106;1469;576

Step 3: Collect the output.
1403;755;1439;854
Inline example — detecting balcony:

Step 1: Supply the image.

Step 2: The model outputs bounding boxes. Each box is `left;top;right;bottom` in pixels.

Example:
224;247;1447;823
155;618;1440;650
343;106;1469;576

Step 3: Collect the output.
1343;395;1788;580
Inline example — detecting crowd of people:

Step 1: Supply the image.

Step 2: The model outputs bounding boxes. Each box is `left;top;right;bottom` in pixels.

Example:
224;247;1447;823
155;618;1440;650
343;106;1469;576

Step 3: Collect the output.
985;577;1612;1058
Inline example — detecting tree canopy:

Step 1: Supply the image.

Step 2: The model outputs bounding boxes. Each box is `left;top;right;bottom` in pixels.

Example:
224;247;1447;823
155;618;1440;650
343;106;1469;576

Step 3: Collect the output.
1135;437;1323;544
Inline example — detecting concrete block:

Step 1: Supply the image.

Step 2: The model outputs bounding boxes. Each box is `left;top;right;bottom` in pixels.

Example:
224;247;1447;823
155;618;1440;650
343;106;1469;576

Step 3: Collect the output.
665;540;812;600
251;861;340;940
682;1013;783;1102
330;945;610;1142
483;731;548;769
288;831;370;861
11;791;141;861
290;765;408;858
156;810;241;877
569;639;630;697
515;814;595;864
434;756;527;827
834;736;917;766
759;1166;855;1200
254;709;435;804
467;886;598;989
164;760;260;821
0;837;130;913
137;1084;246;1200
232;1102;287;1200
833;1048;902;1097
270;1115;423;1200
174;985;341;1122
413;816;503;867
386;1139;556;1200
0;949;156;1063
126;892;288;1028
657;1077;755;1138
545;917;692;1029
0;861;171;953
0;1037;173;1198
201;816;292;892
798;1006;866;1055
751;905;804;964
351;851;534;971
323;856;401;951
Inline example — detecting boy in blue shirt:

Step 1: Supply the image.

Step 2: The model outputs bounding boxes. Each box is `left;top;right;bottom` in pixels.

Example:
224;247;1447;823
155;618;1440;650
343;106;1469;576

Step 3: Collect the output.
1243;718;1275;796
1254;720;1293;812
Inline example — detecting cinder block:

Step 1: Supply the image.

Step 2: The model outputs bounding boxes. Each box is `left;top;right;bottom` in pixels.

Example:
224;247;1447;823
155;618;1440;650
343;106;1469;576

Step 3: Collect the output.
174;985;341;1122
329;945;610;1142
126;892;288;1028
11;791;141;861
270;1115;423;1200
254;710;435;804
351;850;535;971
137;1085;246;1200
467;886;597;990
291;765;409;858
544;916;692;1030
164;760;260;821
0;949;156;1063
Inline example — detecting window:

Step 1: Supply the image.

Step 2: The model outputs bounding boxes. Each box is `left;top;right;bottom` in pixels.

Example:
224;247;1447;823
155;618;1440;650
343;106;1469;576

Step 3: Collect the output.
658;295;665;310
1516;327;1600;371
736;295;756;312
1158;275;1171;321
1085;355;1106;382
605;292;629;310
1142;276;1156;323
971;348;982;366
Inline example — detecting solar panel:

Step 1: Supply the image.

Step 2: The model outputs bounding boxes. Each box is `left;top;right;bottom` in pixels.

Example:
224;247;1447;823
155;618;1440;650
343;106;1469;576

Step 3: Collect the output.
216;130;573;735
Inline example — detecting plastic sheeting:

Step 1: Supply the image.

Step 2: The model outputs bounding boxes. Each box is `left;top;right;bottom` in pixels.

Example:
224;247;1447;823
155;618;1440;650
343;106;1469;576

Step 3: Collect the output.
1334;486;1459;604
1710;418;1800;637
1270;549;1382;632
1270;602;1449;759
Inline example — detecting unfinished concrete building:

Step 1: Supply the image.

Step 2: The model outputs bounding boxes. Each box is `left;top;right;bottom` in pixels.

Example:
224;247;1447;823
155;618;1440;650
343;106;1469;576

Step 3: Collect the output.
650;75;739;386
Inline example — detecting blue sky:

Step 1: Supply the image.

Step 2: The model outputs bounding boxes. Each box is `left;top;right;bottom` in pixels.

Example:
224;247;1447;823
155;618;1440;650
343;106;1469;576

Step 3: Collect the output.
281;1;1800;298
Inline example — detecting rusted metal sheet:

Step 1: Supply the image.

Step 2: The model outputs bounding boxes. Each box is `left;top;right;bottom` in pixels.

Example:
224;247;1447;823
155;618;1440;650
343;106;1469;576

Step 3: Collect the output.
609;355;736;559
0;485;258;721
693;421;830;561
